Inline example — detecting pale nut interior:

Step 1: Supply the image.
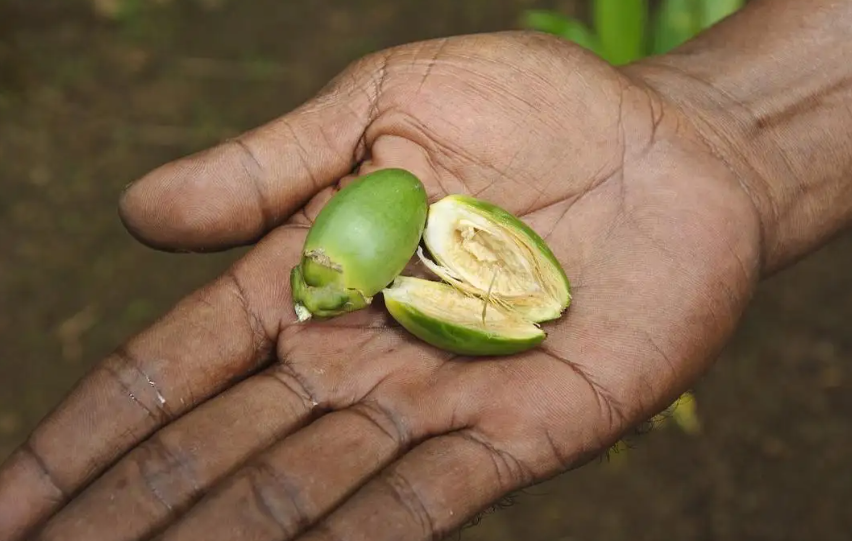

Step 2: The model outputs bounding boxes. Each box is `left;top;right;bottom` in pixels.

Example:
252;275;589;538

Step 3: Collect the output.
385;277;542;339
419;199;565;321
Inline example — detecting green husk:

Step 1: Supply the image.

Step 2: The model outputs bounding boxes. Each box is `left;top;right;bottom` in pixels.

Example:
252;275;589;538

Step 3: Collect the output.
290;168;428;321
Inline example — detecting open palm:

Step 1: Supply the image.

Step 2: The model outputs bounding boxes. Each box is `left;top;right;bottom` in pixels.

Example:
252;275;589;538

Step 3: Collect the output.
1;32;762;541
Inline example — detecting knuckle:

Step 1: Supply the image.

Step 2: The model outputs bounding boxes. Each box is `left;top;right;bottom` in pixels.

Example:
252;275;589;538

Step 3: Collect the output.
376;468;437;539
267;361;321;409
347;399;409;448
453;431;533;490
133;435;199;513
20;439;67;502
103;349;173;425
229;138;274;229
222;269;273;356
244;460;312;537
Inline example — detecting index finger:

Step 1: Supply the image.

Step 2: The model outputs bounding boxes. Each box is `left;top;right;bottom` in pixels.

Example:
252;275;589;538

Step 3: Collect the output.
0;225;304;541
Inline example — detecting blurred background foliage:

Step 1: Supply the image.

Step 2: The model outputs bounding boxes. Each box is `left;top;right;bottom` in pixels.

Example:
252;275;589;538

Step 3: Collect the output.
1;1;850;540
522;0;744;64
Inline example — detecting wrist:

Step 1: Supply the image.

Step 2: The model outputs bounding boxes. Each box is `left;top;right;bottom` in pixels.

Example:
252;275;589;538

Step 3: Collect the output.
623;0;852;276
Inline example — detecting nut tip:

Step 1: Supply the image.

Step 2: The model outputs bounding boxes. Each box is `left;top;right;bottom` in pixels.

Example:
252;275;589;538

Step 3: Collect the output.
294;303;312;323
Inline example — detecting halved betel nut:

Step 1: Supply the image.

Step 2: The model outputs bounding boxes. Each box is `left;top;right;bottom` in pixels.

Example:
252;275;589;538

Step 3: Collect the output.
290;168;428;321
383;194;571;356
383;276;547;356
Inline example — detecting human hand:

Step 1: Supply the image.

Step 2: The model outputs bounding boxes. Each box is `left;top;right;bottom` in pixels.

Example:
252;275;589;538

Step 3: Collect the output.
0;31;764;540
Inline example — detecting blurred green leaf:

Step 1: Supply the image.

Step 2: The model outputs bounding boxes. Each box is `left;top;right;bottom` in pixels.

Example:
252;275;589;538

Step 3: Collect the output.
523;0;746;65
671;391;702;435
521;10;603;56
652;0;700;55
699;0;745;27
593;0;647;65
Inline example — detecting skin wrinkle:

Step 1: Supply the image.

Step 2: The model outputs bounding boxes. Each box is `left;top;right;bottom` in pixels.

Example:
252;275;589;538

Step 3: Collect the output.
106;348;173;425
429;138;534;199
454;430;534;491
135;450;177;516
20;442;67;502
647;88;665;141
378;468;437;539
307;72;372;170
249;458;314;536
415;38;449;96
614;84;630;174
469;175;499;198
305;521;350;541
456;75;553;131
280;118;324;195
539;347;626;439
282;319;398;332
537;199;575;243
367;116;461;195
100;354;161;423
267;362;322;409
426;42;557;118
495;128;529;181
345;401;408;449
223;270;272;353
367;52;391;123
142;436;202;503
633;327;679;389
715;239;755;320
248;473;292;538
520;144;609;224
631;88;668;163
541;428;572;473
316;122;354;182
230;137;273;231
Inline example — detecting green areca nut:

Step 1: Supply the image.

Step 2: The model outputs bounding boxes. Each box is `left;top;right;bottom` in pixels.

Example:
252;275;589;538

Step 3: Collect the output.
383;194;572;356
290;168;428;321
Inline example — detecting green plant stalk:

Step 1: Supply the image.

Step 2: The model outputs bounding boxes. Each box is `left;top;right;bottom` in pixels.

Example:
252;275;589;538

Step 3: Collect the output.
522;10;603;57
522;0;746;63
593;0;648;65
699;0;745;27
651;0;701;55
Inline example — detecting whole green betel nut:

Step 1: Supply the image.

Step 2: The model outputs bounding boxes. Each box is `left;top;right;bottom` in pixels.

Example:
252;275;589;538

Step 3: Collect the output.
383;194;572;356
290;168;429;321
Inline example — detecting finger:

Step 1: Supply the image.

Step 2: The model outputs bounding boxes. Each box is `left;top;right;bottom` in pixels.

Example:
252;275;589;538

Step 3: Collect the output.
0;225;305;541
30;362;319;541
118;57;381;253
295;431;524;541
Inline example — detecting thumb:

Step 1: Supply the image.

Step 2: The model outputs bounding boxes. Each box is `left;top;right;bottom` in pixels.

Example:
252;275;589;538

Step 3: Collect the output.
118;57;381;252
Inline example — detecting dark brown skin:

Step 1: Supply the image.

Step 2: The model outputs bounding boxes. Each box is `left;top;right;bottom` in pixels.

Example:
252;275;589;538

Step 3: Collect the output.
2;1;851;539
